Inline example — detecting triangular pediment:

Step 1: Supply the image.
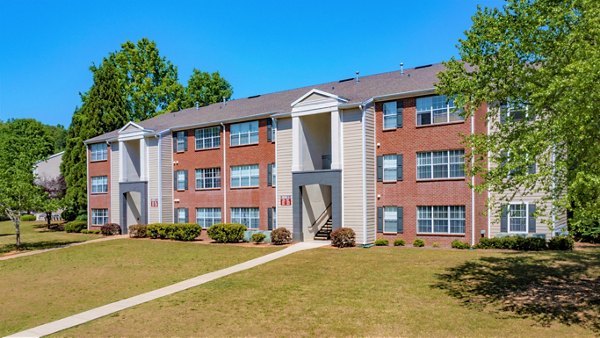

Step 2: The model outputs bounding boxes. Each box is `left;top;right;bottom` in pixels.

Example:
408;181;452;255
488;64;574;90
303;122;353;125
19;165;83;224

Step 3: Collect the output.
119;121;146;134
291;89;348;107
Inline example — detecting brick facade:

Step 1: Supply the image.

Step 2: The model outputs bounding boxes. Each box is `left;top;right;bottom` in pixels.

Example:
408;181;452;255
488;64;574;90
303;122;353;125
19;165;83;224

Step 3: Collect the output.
88;144;111;229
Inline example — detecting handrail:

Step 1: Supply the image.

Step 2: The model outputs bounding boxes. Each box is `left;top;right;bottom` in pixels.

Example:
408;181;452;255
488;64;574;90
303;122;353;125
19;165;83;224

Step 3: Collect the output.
311;202;332;228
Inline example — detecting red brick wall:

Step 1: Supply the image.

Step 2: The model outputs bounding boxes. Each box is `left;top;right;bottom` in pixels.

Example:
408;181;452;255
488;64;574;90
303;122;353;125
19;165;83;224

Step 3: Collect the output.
375;97;488;246
88;143;111;229
173;119;276;229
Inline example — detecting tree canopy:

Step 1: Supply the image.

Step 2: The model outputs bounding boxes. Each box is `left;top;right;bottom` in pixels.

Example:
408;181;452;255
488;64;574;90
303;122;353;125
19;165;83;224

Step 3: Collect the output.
436;0;600;233
183;69;233;108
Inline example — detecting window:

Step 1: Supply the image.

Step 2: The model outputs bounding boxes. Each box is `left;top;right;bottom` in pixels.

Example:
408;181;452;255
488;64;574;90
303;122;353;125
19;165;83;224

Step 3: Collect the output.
417;206;465;234
175;208;188;223
383;101;403;129
175;170;187;190
416;95;463;126
231;207;259;229
90;143;107;161
231;165;259;188
417;150;464;179
500;101;528;123
230;121;259;146
175;131;186;152
383;155;397;182
91;176;108;193
196;208;221;228
383;207;398;233
91;209;108;225
195;168;221;189
268;207;276;230
195;126;220;150
268;163;276;187
509;204;527;233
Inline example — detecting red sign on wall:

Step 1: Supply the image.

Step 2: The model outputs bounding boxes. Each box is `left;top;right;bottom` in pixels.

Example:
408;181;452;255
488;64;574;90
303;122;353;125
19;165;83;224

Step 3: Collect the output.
279;195;292;206
150;199;159;208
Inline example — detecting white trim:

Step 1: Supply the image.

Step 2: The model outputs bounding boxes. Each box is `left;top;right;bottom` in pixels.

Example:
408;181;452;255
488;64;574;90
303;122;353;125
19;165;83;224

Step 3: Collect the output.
221;123;227;223
158;134;162;222
274;118;279;229
471;114;476;246
290;88;349;107
118;121;151;134
507;201;530;234
361;107;367;245
487;105;492;238
86;145;90;230
340;111;345;229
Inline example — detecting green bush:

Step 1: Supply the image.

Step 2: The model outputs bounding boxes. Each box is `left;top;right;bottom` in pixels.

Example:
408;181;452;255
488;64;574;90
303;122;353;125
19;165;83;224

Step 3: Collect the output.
374;239;389;246
251;232;266;244
432;242;440;248
147;223;201;241
475;236;547;251
65;220;87;233
61;208;77;222
331;228;356;248
413;239;425;247
81;229;100;234
128;224;148;238
548;235;575;251
207;223;246;243
271;227;292;245
451;240;471;250
75;214;88;222
101;223;121;236
394;238;406;246
568;222;600;243
20;214;36;221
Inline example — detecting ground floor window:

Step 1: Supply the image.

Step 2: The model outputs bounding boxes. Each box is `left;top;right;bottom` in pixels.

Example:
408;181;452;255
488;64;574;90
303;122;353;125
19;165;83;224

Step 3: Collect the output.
417;206;465;234
383;207;397;233
231;207;259;229
196;208;221;228
509;204;527;233
91;209;108;225
175;208;189;223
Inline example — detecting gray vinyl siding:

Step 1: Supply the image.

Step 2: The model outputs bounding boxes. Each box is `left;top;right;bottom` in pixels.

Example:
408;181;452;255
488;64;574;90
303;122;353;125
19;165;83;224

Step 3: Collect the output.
342;108;365;241
160;134;174;223
147;138;160;223
110;142;120;224
364;104;376;244
276;117;293;229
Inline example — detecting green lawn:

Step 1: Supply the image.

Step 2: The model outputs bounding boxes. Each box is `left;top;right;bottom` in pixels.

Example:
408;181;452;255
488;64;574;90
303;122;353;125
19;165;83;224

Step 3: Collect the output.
0;220;100;255
0;239;280;336
56;246;600;337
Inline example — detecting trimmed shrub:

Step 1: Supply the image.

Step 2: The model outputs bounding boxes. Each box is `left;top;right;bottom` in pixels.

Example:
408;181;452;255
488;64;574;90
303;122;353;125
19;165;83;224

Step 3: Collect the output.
475;236;547;251
65;220;87;233
207;223;246;243
451;240;471;250
374;239;389;246
61;208;77;222
548;235;575;251
20;214;36;221
75;214;88;222
394;238;406;246
128;224;148;238
81;229;101;234
413;239;425;247
251;232;266;244
147;223;201;241
331;228;356;248
101;223;121;236
271;227;292;245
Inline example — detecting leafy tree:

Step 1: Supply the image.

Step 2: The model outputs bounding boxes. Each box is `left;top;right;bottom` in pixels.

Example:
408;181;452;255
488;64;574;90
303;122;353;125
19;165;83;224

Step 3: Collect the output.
61;60;129;219
37;175;66;225
437;0;600;233
108;38;185;121
183;69;233;108
0;119;53;247
44;124;68;153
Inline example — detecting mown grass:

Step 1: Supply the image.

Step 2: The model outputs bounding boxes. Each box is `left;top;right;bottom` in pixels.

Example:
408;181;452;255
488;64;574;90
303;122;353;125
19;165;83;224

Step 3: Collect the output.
0;220;99;255
57;246;600;337
0;239;280;336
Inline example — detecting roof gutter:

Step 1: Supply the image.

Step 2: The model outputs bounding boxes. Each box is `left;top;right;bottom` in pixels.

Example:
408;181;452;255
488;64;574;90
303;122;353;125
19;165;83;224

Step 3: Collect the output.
337;88;436;111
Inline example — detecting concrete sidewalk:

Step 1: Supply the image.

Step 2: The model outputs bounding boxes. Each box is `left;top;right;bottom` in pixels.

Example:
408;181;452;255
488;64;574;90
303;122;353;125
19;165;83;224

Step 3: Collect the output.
7;241;329;338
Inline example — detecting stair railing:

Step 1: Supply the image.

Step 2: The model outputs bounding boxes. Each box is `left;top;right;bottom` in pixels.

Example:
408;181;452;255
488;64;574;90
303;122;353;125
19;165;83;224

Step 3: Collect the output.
311;203;332;229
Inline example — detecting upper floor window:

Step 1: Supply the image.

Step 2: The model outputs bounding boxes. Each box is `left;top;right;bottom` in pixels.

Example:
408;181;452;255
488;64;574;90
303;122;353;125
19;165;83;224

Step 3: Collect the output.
383;155;397;182
91;176;108;193
417;150;464;180
195;126;220;150
383;101;403;129
175;170;188;191
231;164;259;188
175;131;187;152
230;121;259;146
268;163;276;187
500;101;528;123
416;95;463;126
90;143;108;161
195;168;221;189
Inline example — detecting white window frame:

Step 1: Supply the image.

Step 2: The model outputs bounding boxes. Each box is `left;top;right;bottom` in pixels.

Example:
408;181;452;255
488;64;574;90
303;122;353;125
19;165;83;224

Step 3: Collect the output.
91;176;108;193
196;208;221;228
382;155;397;182
195;126;221;150
176;208;187;223
272;163;277;187
195;168;221;189
231;207;260;229
416;95;463;126
417;206;465;234
230;121;259;146
90;143;108;161
176;170;186;190
508;202;529;234
383;101;398;129
501;101;529;122
91;208;109;225
231;164;259;188
417;150;465;180
175;131;186;152
383;206;398;233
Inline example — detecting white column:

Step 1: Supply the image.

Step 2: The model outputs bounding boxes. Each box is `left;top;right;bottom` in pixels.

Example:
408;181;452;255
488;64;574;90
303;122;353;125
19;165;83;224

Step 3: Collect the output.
292;116;302;171
119;141;125;182
139;138;147;181
330;110;341;170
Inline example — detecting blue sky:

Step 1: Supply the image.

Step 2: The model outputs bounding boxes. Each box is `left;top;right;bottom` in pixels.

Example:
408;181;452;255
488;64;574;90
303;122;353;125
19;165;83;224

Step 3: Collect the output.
0;0;503;127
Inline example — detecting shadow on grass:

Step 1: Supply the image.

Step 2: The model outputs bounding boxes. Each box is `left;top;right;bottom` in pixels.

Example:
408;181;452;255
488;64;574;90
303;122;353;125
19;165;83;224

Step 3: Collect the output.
434;250;600;331
0;240;81;254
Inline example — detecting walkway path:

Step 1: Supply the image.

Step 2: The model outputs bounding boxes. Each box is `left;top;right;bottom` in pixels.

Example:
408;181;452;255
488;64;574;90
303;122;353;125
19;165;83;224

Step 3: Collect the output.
7;241;330;338
0;235;128;261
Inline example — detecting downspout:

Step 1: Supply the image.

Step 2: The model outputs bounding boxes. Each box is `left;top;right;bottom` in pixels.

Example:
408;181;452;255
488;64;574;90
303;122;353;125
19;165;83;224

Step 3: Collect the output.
157;134;162;222
221;123;227;223
360;104;368;245
273;117;278;229
471;114;476;246
86;144;90;230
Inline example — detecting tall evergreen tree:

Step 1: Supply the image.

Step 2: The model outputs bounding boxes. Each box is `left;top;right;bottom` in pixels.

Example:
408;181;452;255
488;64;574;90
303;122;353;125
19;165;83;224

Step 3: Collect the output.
61;60;129;219
183;69;233;108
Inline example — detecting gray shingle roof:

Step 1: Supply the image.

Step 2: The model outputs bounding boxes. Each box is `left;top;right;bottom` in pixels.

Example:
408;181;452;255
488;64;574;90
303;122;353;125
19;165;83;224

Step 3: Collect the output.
86;63;445;143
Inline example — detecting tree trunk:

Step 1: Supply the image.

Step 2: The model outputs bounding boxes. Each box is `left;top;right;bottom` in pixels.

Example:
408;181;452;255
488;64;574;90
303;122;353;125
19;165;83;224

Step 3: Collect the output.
46;212;52;226
14;216;21;249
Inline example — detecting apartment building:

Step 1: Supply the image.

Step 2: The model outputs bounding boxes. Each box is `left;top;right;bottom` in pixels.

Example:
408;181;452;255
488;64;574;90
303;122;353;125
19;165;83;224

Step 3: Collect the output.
85;62;562;245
